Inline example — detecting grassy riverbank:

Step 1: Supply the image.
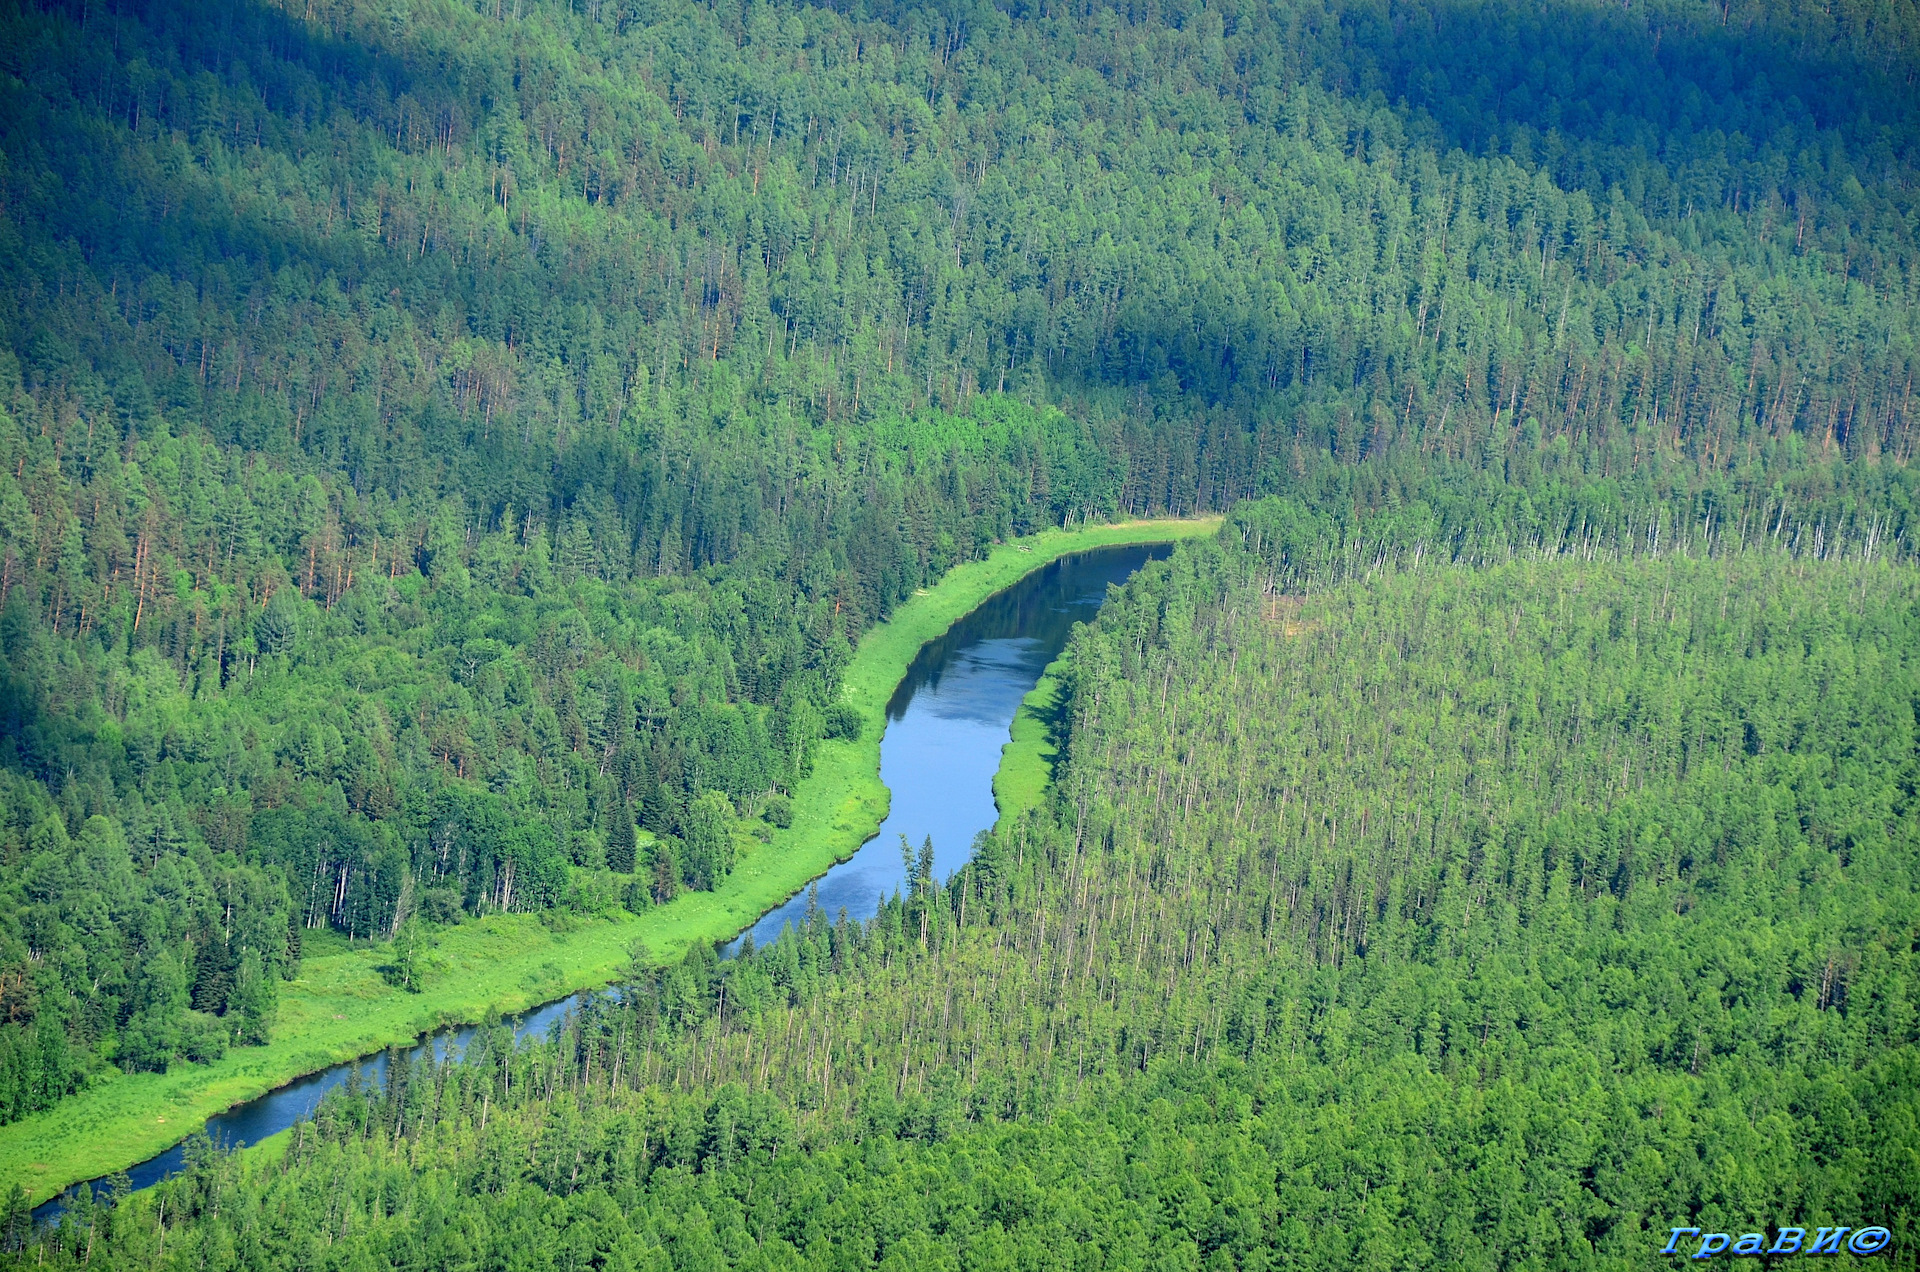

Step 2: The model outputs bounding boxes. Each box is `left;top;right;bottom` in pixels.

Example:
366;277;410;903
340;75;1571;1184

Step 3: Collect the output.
994;527;1210;825
2;516;1219;1206
993;662;1069;826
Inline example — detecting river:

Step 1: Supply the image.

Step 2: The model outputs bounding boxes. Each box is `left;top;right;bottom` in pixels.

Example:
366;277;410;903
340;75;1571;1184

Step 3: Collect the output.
729;541;1169;948
32;541;1168;1224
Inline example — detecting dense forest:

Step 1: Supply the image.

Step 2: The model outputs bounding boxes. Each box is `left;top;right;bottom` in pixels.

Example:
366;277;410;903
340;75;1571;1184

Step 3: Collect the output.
0;0;1917;1251
16;504;1917;1267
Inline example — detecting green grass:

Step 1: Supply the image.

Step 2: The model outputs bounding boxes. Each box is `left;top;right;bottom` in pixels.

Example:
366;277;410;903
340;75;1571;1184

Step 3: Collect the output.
0;515;1219;1206
995;529;1212;824
993;655;1070;826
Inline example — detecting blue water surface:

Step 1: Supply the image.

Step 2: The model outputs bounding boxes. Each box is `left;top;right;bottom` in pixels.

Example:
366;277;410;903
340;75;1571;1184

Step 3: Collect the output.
33;540;1170;1225
728;541;1169;950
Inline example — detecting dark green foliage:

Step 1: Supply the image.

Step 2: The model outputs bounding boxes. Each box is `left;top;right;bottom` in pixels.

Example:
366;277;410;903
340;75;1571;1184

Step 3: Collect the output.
820;701;864;742
606;804;638;874
0;0;1918;1223
27;515;1920;1268
762;792;793;830
0;795;288;1115
679;790;738;893
0;1023;74;1127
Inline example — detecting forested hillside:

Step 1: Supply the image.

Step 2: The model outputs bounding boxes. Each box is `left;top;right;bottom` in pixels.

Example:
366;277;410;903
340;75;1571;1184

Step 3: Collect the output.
23;506;1916;1268
1;0;1919;1227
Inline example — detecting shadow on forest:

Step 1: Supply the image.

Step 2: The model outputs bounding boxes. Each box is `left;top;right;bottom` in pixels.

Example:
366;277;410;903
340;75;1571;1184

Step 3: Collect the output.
1342;0;1914;154
866;0;1916;157
6;0;1915;512
28;0;1918;241
0;603;71;794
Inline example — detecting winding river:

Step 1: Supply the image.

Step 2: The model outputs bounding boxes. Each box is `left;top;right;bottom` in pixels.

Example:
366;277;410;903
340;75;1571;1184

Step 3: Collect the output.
730;541;1169;948
33;542;1169;1224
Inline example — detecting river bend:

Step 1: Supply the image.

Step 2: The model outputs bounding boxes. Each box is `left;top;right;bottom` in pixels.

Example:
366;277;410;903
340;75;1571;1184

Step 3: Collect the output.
34;542;1168;1222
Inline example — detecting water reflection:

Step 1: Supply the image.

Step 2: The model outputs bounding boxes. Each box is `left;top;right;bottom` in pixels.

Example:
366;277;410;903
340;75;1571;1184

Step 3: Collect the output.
728;542;1169;951
32;540;1172;1225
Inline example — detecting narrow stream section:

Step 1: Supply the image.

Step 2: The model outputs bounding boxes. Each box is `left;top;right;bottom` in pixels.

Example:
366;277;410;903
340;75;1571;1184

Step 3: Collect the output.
730;542;1169;949
32;998;581;1224
34;542;1169;1225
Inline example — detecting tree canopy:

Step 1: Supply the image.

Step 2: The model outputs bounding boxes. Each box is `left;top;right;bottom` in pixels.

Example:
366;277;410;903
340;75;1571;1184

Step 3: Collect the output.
0;0;1917;1252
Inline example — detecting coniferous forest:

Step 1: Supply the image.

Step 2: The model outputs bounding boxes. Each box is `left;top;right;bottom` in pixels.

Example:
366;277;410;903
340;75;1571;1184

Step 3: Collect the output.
1;0;1918;1261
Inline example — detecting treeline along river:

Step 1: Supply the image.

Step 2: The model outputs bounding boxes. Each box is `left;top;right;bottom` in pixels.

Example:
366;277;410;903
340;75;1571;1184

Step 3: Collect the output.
33;544;1169;1224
